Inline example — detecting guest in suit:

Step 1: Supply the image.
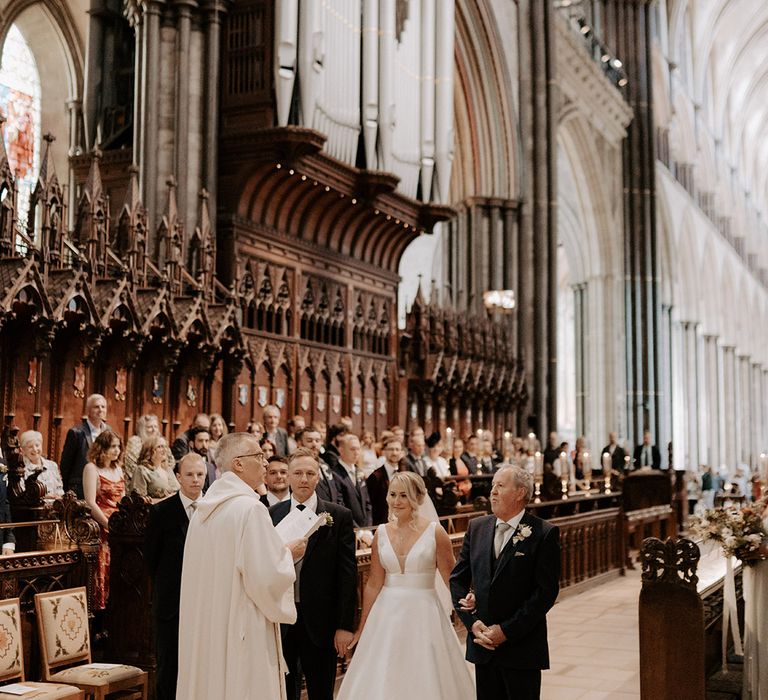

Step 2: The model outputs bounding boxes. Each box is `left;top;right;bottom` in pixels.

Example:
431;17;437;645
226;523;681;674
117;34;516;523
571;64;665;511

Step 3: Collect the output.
60;393;110;497
322;424;348;473
263;457;291;507
405;430;427;476
170;413;210;461
270;448;357;700
144;453;205;700
366;438;408;525
332;434;372;527
0;470;16;555
542;432;560;470
601;432;627;474
451;464;560;700
460;434;481;474
263;405;289;457
298;428;343;506
633;430;661;470
188;428;217;492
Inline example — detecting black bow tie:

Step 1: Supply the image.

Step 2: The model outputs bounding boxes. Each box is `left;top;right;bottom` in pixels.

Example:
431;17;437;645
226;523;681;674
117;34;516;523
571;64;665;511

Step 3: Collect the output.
297;503;306;511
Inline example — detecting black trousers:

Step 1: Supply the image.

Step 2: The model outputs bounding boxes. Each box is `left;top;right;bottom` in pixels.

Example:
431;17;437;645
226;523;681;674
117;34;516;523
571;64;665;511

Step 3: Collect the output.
475;663;541;700
282;605;337;700
154;615;179;700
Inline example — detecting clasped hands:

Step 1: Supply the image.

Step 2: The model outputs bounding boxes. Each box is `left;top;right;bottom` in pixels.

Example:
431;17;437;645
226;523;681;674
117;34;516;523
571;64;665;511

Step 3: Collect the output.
460;591;506;651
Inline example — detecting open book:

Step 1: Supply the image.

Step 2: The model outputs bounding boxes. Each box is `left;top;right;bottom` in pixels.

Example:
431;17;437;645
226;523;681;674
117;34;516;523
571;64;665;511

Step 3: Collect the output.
274;507;328;543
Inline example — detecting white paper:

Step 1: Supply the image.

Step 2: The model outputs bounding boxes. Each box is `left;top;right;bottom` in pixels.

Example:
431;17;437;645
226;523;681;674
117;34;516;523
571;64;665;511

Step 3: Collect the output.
87;663;122;669
0;684;39;695
274;508;325;543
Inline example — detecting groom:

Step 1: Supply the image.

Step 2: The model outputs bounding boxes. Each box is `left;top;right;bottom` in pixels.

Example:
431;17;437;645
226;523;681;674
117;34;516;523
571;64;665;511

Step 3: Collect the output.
450;464;560;700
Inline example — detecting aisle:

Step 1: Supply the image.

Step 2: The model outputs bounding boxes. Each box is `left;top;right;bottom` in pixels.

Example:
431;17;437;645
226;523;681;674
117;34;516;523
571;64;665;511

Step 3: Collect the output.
542;569;641;699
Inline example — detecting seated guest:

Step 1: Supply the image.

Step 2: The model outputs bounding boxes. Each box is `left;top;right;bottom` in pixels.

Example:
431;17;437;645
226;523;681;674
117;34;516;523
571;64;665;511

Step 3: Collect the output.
633;430;661;470
19;430;64;498
208;413;228;458
449;438;472;503
0;468;15;555
260;437;276;461
262;458;290;507
406;430;427;476
286;415;305;455
171;413;210;461
82;430;125;611
423;432;451;478
125;413;162;483
460;434;481;474
188;428;217;492
131;436;179;503
360;431;378;476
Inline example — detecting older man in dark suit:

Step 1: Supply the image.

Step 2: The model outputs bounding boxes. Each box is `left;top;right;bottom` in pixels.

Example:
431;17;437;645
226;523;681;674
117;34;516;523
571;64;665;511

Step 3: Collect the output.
263;404;289;457
331;433;372;527
144;453;206;700
60;393;110;497
451;464;560;700
270;448;357;700
633;430;661;470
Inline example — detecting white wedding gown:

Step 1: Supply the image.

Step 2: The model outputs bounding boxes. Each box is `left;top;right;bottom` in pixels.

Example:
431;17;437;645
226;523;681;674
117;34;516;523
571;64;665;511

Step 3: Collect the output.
743;513;768;700
337;521;475;699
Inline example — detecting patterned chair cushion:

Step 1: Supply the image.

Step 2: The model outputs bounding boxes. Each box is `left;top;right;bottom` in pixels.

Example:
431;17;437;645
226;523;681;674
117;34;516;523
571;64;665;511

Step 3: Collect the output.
49;664;143;687
0;601;22;679
0;681;82;699
37;593;89;666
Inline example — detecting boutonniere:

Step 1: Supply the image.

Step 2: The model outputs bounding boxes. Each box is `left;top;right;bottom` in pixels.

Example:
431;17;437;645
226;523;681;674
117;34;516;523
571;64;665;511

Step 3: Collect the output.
511;523;532;546
318;512;334;528
0;464;7;474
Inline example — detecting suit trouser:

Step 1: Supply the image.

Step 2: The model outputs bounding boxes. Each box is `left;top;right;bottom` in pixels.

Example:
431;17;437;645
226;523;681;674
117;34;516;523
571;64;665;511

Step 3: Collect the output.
154;616;179;700
282;605;337;700
475;663;541;700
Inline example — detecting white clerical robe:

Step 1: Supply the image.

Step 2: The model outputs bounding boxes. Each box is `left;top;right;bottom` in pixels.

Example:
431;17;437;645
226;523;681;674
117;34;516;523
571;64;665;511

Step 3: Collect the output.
176;471;296;700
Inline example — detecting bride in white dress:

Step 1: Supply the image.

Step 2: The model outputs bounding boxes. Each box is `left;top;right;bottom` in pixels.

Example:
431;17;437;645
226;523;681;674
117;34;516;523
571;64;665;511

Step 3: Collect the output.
337;472;475;699
743;501;768;700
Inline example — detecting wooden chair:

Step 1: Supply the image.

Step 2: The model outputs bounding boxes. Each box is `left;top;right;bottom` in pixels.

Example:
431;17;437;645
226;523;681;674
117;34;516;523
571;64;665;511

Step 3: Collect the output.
34;588;147;700
0;597;84;699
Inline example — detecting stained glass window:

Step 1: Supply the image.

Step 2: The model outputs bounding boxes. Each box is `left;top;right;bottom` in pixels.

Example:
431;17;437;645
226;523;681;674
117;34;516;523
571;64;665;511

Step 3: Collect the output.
0;24;41;235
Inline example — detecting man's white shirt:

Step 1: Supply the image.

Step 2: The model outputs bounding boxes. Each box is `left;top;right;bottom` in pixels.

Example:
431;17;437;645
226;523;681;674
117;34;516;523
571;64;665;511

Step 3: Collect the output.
290;492;318;513
496;509;526;552
178;491;200;520
266;490;290;507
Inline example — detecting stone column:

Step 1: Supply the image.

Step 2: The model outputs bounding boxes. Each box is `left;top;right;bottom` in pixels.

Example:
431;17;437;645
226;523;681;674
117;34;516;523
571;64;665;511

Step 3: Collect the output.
751;361;762;468
721;345;736;473
65;99;83;229
83;0;107;148
516;0;558;437
603;1;661;445
703;335;720;467
681;322;699;471
142;1;163;237
737;354;751;466
174;1;193;226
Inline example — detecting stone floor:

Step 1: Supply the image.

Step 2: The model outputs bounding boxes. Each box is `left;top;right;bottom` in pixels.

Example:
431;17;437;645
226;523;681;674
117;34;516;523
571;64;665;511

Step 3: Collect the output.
541;569;641;699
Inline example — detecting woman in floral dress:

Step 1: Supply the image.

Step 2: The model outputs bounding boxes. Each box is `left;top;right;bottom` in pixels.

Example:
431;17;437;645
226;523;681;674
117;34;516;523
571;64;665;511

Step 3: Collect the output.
83;430;125;610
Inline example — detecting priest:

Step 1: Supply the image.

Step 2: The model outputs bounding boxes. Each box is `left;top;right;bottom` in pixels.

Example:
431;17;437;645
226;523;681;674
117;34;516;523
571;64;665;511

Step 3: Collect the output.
177;432;306;700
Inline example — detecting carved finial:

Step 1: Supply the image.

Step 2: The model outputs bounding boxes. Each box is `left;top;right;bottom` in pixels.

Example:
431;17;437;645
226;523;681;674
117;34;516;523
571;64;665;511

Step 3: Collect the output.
640;537;700;590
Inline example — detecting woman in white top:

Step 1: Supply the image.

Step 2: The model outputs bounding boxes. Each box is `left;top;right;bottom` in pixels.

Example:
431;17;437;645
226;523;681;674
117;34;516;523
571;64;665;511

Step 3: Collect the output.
422;432;451;478
19;430;64;498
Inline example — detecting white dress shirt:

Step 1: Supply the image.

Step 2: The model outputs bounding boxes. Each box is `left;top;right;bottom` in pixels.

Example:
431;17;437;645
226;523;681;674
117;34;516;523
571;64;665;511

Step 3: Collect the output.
291;492;318;513
495;509;526;553
266;490;290;507
178;492;200;520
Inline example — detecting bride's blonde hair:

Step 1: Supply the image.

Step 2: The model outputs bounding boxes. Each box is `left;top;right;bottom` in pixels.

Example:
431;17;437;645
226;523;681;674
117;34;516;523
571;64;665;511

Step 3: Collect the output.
387;472;427;523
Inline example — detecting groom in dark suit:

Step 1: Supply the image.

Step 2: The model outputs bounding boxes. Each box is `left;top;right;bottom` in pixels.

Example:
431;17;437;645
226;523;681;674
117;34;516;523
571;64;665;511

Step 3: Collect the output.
450;464;560;700
144;453;206;700
270;448;357;700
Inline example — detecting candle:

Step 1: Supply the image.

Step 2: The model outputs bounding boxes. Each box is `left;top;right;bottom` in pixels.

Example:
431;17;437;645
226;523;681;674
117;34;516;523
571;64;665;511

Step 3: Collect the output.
534;451;543;477
568;455;575;489
760;453;767;484
583;451;591;473
624;454;631;472
602;452;612;474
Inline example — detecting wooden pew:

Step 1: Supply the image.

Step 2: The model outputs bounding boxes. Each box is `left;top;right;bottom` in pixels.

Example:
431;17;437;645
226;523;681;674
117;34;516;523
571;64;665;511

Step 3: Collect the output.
623;471;676;567
638;536;742;700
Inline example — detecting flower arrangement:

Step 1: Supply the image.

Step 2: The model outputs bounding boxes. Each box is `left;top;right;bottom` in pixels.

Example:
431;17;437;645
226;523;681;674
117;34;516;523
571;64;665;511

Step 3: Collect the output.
689;497;767;565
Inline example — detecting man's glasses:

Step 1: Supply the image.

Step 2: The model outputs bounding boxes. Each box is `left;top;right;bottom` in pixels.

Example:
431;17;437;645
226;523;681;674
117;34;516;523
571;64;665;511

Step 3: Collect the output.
237;452;267;463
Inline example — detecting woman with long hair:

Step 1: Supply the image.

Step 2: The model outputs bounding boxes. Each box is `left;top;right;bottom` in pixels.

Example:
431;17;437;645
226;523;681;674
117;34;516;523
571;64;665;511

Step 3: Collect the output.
83;430;125;611
130;434;179;502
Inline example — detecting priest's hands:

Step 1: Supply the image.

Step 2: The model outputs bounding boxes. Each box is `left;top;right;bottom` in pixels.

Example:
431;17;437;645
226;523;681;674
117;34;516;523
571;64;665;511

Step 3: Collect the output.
286;538;307;562
471;620;507;650
334;629;355;657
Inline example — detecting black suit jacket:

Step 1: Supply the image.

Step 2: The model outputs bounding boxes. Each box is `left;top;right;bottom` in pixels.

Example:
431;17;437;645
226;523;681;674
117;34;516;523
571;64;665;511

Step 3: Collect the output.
366;465;391;526
601;444;627;473
60;419;109;496
270;499;357;647
0;476;15;548
331;462;372;527
450;512;560;670
633;444;661;470
144;493;190;622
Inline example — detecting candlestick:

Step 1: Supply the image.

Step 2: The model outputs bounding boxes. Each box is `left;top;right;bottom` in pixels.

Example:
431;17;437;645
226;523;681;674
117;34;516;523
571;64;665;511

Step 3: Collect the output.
534;451;543;477
583;451;591;491
534;480;542;503
602;452;612;493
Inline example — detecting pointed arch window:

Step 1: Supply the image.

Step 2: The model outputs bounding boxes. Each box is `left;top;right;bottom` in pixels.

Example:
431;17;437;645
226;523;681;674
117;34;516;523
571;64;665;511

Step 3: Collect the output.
0;25;41;238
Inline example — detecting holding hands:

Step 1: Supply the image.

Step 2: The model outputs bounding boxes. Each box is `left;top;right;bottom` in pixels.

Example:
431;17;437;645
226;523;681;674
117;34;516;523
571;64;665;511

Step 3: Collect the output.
462;589;507;651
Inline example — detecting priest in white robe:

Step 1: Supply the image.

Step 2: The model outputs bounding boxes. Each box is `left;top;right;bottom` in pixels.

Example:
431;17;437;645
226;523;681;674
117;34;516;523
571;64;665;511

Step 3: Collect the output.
177;432;305;700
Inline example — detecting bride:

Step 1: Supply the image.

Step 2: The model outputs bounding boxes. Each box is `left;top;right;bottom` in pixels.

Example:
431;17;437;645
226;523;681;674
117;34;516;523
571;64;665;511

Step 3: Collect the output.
743;499;768;700
337;472;474;699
